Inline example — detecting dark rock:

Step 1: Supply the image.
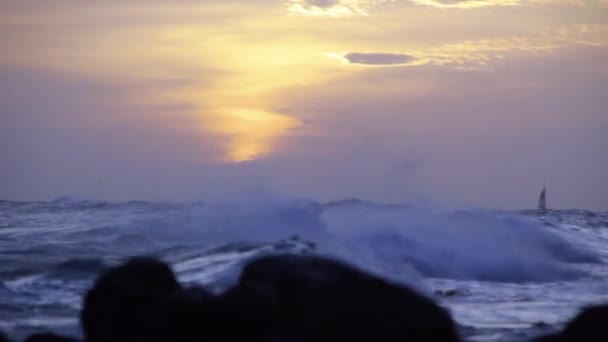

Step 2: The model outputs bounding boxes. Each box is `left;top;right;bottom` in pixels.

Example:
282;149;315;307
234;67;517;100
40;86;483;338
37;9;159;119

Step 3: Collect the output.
210;281;280;341
81;257;181;342
164;286;214;342
165;279;280;341
534;305;608;341
79;254;460;342
24;333;79;342
237;254;460;341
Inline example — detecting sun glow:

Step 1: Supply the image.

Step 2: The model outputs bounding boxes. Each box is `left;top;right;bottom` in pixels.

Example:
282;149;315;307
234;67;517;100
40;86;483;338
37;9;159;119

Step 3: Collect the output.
214;108;299;162
3;1;605;164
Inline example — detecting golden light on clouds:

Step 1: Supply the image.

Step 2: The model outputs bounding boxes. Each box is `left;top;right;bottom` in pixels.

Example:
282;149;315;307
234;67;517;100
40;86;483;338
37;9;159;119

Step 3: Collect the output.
330;24;608;68
0;17;331;163
408;0;608;8
421;24;608;66
286;0;375;16
409;0;521;8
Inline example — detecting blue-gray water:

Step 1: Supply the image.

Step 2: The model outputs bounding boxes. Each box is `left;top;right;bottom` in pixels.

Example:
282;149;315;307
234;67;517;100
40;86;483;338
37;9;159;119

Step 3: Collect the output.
1;198;607;341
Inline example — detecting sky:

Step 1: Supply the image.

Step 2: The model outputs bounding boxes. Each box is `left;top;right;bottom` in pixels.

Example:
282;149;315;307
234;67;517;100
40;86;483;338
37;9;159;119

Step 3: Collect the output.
1;0;607;210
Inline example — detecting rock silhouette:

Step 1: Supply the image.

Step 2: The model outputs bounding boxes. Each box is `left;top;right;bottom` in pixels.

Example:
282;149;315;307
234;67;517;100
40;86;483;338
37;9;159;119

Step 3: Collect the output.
534;305;608;342
81;257;181;342
237;254;460;341
9;256;608;341
20;254;462;341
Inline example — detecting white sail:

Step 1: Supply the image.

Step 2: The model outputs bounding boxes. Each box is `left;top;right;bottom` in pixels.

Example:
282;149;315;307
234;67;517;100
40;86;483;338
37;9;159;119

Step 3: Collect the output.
538;186;547;211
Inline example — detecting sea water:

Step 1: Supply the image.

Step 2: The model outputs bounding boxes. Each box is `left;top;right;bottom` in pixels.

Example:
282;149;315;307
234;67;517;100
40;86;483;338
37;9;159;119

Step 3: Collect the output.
1;198;606;341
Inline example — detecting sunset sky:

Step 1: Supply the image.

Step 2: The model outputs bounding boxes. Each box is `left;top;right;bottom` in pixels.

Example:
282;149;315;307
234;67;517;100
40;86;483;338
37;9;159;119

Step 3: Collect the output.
1;0;607;209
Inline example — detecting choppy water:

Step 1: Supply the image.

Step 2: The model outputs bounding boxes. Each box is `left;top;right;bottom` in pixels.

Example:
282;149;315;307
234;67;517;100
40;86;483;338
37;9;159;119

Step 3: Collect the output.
1;197;607;341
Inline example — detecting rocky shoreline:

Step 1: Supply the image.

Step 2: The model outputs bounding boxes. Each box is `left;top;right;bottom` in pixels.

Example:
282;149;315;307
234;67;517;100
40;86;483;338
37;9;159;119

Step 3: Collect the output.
2;255;607;342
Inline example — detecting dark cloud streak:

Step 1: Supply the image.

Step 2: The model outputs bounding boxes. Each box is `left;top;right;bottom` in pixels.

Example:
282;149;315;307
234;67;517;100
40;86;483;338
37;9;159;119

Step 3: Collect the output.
344;52;417;65
305;0;341;7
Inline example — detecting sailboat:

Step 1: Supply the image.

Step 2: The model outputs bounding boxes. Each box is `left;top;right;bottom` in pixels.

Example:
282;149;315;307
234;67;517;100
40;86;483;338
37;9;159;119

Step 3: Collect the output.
538;185;547;212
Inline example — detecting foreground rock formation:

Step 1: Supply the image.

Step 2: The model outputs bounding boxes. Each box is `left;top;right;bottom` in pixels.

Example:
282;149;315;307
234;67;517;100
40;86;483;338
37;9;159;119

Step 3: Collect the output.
83;255;459;341
4;254;607;341
533;305;608;342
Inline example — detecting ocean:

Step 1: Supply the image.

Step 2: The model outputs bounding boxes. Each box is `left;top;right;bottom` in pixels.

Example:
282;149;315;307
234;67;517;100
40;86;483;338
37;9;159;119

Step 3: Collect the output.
1;197;607;341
